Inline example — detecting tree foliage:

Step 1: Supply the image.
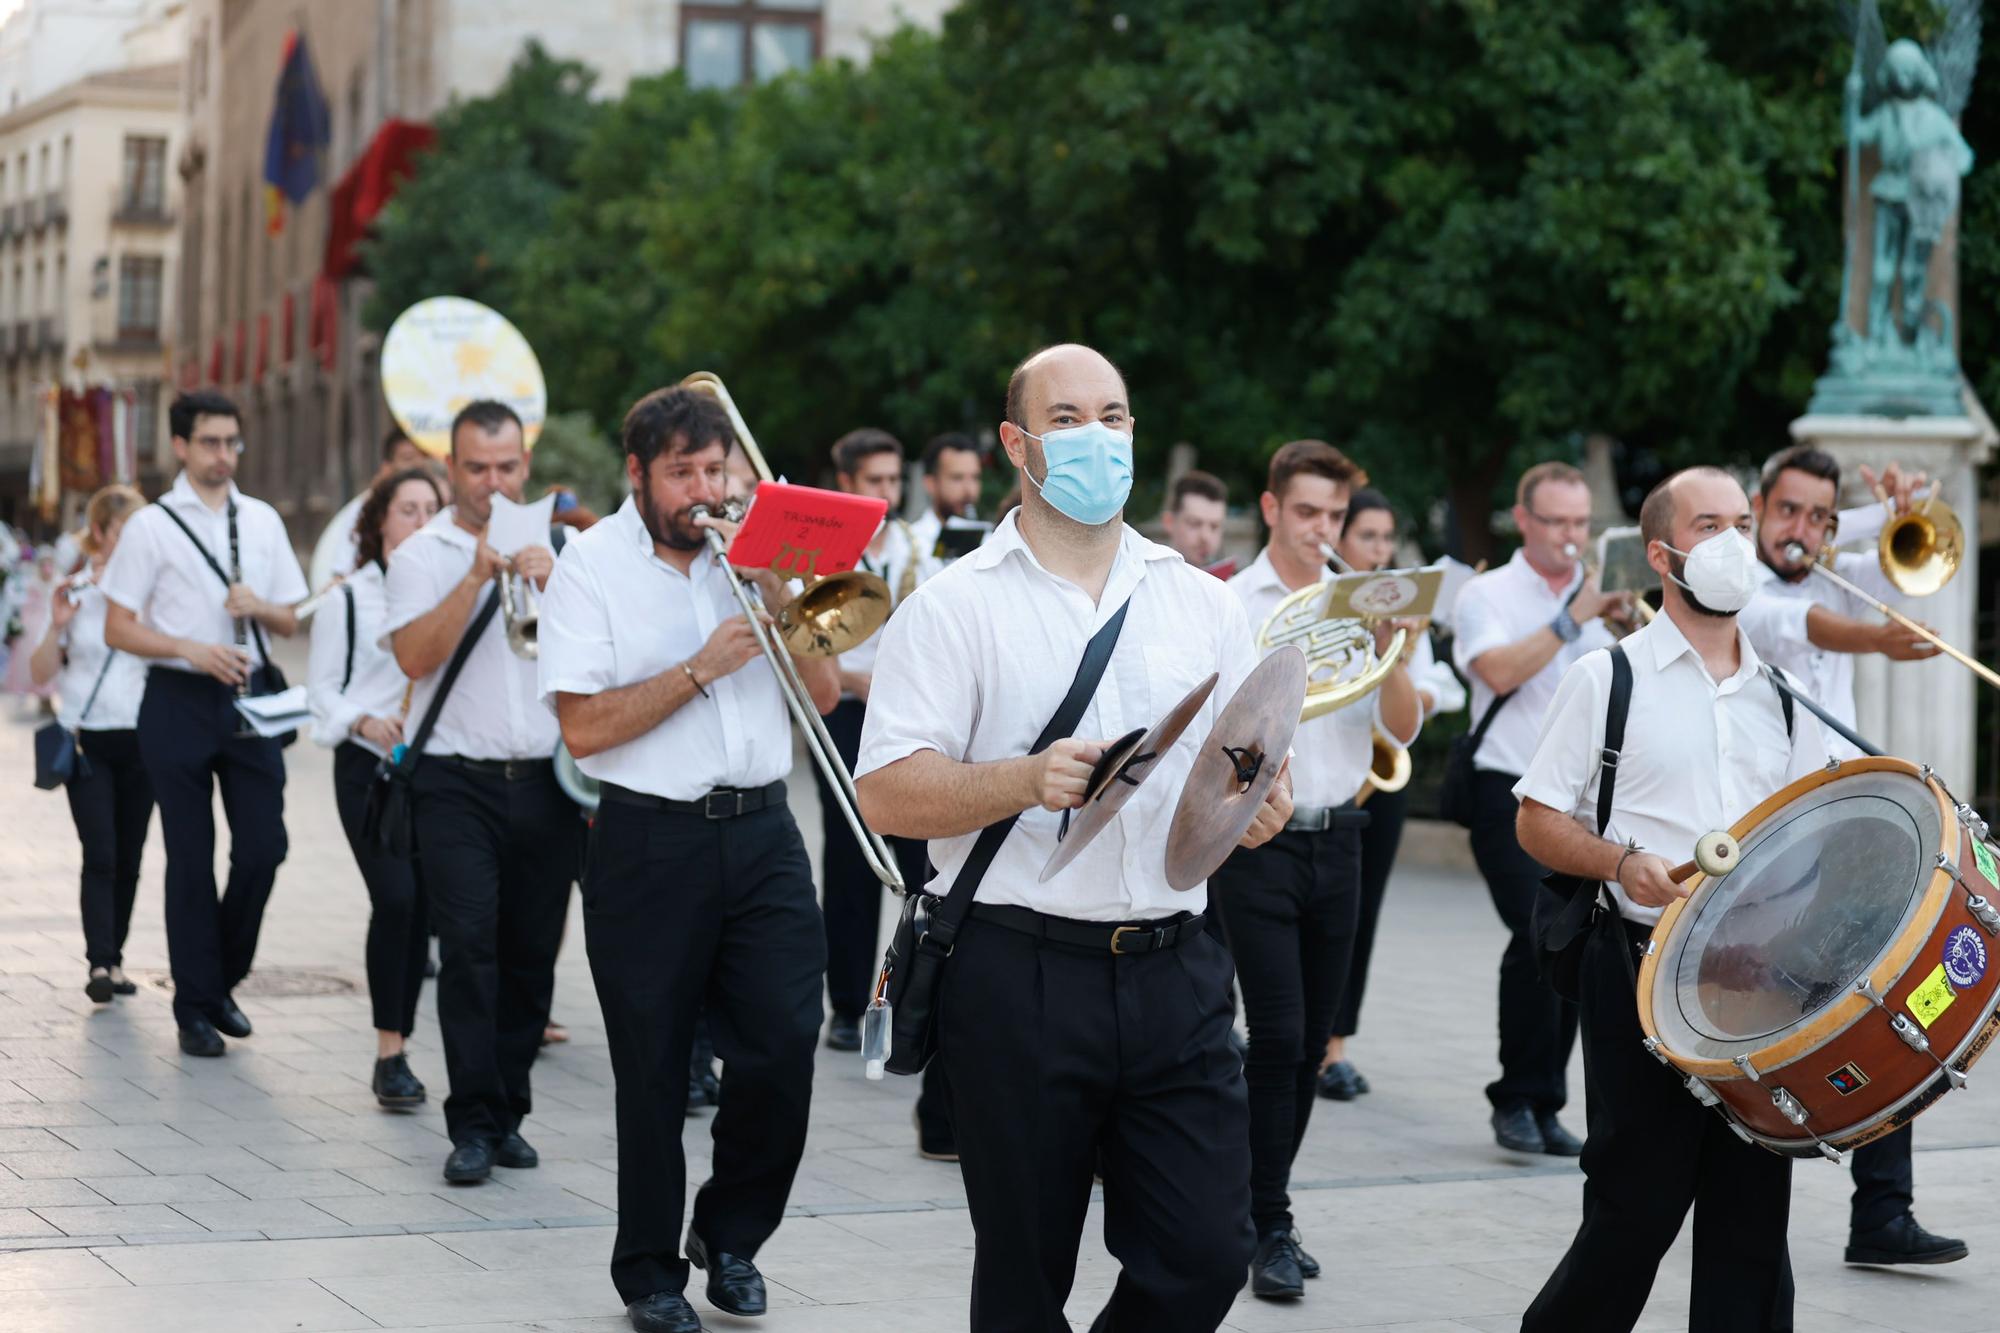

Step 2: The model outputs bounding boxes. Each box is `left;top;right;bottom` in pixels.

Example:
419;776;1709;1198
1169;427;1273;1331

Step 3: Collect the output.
363;5;1997;558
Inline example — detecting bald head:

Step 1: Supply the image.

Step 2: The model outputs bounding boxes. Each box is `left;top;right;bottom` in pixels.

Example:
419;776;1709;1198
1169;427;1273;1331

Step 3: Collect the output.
1004;344;1128;434
1640;466;1742;549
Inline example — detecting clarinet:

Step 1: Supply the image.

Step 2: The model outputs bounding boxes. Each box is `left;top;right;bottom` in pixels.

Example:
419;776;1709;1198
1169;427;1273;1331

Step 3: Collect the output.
227;500;248;699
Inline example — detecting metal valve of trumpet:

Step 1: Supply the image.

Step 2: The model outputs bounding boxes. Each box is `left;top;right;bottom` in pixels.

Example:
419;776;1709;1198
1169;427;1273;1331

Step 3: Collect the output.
498;562;541;659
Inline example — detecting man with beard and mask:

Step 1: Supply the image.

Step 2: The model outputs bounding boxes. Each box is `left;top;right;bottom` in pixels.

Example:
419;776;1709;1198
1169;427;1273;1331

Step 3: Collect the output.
1514;466;1827;1332
855;343;1292;1332
539;385;839;1333
384;400;577;1188
1738;444;1965;1271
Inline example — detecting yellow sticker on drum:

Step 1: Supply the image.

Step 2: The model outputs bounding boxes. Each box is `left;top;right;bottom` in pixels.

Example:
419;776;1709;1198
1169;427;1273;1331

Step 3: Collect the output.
1973;839;1998;887
1907;964;1957;1030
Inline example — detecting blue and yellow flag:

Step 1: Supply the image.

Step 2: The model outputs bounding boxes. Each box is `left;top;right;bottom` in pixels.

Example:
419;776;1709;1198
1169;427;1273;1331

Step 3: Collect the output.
262;30;330;235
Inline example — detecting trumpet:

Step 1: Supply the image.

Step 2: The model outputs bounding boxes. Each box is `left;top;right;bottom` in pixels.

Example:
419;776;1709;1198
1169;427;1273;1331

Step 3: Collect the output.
682;372;904;892
498;561;540;659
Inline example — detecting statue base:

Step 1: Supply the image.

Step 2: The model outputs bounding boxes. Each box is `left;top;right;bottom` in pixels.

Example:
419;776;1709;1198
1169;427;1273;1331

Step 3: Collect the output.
1786;411;1993;793
1805;366;1966;419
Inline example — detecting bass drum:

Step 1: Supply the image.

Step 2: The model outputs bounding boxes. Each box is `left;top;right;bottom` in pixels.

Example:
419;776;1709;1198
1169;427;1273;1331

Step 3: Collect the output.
1638;756;2000;1159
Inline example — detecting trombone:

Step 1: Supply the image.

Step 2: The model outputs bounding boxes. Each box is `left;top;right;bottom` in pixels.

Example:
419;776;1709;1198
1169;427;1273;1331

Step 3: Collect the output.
682;371;906;892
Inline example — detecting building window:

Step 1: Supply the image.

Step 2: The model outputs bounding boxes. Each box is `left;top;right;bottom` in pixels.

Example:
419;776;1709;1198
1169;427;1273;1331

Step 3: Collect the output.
118;256;164;340
682;1;821;89
120;137;168;215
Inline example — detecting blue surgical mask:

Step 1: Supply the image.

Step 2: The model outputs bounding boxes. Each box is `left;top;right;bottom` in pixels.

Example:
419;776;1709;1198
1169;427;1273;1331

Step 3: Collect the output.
1018;420;1134;527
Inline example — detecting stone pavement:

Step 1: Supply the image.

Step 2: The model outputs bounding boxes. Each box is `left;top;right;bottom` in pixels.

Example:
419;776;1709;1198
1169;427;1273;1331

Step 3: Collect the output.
2;645;1999;1330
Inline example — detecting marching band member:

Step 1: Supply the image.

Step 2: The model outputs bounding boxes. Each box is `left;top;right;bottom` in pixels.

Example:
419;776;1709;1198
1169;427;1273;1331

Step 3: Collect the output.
102;391;307;1058
823;428;936;1055
1317;488;1465;1102
856;343;1290;1332
309;465;443;1108
1159;469;1230;573
541;385;837;1333
385;401;577;1185
309;427;428;592
1515;466;1825;1332
1213;444;1422;1301
1739;444;1965;1269
28;484;152;1002
1451;461;1622;1155
909;430;985;558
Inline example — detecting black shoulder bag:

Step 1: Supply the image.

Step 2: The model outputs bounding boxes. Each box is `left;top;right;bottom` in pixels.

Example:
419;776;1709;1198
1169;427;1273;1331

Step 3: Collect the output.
32;650;116;790
876;597;1132;1076
363;587;501;858
1438;689;1515;828
153;500;297;745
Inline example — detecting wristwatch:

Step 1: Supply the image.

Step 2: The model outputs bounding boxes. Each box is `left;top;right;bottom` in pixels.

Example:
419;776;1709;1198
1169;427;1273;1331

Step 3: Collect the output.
1551;607;1581;643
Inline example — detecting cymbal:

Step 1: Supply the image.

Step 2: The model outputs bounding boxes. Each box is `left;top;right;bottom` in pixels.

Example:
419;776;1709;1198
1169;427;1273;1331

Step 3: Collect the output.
1039;673;1220;883
1164;646;1308;891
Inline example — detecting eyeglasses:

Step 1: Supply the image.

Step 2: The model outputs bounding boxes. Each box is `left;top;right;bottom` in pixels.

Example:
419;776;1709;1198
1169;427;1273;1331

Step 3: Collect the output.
1525;510;1590;534
190;435;245;455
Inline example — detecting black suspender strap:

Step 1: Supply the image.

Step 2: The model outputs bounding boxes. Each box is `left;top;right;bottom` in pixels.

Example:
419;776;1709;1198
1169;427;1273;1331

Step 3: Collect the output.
1596;645;1633;837
340;583;357;692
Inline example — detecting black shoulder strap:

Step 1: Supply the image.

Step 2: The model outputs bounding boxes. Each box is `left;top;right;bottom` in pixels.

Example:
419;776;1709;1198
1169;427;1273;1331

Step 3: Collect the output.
1771;667;1794;738
73;648;118;729
549;523;567;555
1597;645;1634;836
400;588;503;766
926;597;1133;949
1467;687;1516;753
152;500;273;667
340;583;357;692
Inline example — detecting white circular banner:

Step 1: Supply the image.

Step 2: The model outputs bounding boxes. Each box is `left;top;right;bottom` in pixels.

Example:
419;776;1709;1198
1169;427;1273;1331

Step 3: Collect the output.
381;296;546;459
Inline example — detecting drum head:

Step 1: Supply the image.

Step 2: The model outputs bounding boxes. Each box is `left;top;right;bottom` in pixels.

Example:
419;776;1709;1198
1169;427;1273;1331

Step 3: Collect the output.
1651;768;1942;1062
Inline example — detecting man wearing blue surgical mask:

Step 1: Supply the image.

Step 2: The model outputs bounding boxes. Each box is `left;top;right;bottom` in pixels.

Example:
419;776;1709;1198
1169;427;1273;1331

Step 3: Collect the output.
855;343;1291;1331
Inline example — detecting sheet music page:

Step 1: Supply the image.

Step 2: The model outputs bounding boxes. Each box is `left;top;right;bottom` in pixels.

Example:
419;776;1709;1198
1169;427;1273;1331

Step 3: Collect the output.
486;493;557;557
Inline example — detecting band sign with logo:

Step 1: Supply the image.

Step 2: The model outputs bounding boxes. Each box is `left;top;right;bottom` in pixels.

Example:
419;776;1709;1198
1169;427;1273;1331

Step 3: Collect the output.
1944;924;1989;989
1906;963;1957;1030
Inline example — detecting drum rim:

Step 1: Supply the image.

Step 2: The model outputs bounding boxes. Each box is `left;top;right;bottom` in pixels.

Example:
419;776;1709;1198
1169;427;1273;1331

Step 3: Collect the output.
1637;756;1956;1080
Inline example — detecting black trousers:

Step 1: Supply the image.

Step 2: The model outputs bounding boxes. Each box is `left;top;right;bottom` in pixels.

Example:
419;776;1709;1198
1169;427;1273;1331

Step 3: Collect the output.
940;909;1253;1333
1210;823;1361;1234
1335;786;1406;1038
1522;916;1793;1333
584;796;824;1305
333;743;431;1036
411;758;578;1145
66;727;153;969
1468;769;1577;1112
1850;1125;1914;1235
136;669;287;1027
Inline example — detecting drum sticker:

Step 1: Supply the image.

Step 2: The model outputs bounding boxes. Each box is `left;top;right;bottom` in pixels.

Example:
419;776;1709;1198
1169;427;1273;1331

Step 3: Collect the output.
1906;964;1957;1030
1944;925;1989;990
1825;1063;1871;1096
1974;839;1998;886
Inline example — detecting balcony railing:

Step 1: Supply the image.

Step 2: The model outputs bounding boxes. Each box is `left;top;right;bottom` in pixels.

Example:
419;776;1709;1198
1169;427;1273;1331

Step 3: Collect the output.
0;205;13;240
37;316;59;352
43;191;65;228
12;320;29;353
111;190;174;227
24;198;40;232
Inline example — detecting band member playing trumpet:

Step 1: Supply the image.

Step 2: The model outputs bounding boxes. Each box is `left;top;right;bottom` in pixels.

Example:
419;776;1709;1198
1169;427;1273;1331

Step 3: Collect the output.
857;344;1290;1332
309;466;443;1108
541;386;838;1333
1213;443;1422;1301
1514;466;1827;1332
1739;444;1965;1269
385;401;577;1186
1451;461;1623;1156
1317;488;1465;1103
102;391;307;1058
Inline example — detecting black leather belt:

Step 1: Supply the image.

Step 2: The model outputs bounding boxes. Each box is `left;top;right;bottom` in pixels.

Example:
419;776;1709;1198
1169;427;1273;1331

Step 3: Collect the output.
438;755;553;782
599;780;786;820
1285;800;1371;833
968;903;1206;955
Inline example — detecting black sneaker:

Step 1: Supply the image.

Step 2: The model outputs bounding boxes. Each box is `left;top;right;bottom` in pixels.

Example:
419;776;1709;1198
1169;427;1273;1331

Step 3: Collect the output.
1316;1059;1364;1101
1536;1112;1583;1157
1846;1213;1969;1266
372;1054;427;1109
1491;1104;1545;1155
1249;1228;1304;1300
494;1130;538;1169
85;969;114;1004
107;967;137;996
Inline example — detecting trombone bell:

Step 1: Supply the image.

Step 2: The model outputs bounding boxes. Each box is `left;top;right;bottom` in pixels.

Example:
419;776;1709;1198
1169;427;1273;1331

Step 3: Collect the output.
779;570;893;657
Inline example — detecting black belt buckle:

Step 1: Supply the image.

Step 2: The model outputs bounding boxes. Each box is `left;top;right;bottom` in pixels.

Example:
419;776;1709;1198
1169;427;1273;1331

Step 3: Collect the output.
703;789;747;820
1110;924;1167;955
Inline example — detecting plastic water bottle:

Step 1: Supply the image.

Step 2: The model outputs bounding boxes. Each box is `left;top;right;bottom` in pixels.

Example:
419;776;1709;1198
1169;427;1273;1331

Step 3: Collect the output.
860;996;891;1080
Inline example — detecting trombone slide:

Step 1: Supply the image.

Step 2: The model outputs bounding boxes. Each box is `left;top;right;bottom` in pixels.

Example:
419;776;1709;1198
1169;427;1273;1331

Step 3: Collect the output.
1782;542;2000;691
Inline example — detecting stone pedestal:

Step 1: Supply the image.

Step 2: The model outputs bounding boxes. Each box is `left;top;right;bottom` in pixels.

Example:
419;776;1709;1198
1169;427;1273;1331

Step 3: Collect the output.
1786;411;1995;796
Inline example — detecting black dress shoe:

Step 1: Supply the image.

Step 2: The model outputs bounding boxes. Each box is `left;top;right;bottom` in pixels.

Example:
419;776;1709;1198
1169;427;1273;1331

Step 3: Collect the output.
825;1014;861;1052
495;1130;538;1169
684;1229;766;1317
1846;1213;1969;1266
627;1291;704;1333
1249;1228;1304;1300
1536;1112;1583;1157
214;999;253;1039
85;970;114;1004
372;1054;427;1109
443;1138;494;1184
1293;1230;1321;1279
1492;1104;1545;1154
109;971;137;996
177;1020;225;1058
914;1106;958;1162
1316;1060;1364;1101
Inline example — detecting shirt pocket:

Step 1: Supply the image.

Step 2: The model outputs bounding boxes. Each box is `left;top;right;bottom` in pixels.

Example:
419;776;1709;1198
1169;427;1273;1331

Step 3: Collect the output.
1141;645;1214;728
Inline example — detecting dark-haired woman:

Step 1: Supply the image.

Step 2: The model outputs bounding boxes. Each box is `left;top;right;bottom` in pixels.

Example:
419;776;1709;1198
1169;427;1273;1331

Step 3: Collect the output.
309;467;441;1108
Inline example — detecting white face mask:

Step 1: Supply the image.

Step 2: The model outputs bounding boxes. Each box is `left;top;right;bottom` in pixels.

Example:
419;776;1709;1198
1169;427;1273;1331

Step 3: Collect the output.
1661;528;1759;614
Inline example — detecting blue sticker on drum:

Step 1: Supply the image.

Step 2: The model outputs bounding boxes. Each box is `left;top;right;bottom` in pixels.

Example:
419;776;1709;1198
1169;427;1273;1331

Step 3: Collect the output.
1826;1063;1871;1096
1944;925;1989;990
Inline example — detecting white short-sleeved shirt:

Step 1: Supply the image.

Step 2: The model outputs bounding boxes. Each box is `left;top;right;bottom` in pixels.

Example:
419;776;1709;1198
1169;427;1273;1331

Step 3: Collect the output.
1737;552;1901;762
99;473;309;674
908;508;942;561
1409;632;1466;718
308;562;409;757
537;496;793;798
381;508;560;762
856;513;1258;921
1513;613;1828;924
1227;548;1420;810
308;491;366;594
1451;549;1616;778
840;519;940;685
53;584;148;731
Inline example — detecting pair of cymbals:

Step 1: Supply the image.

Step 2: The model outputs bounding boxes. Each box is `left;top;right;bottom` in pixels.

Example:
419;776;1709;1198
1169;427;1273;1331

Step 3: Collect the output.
1038;645;1308;888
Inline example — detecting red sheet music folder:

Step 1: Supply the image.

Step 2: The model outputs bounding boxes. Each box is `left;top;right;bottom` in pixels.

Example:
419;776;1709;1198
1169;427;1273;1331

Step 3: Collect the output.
726;481;887;581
